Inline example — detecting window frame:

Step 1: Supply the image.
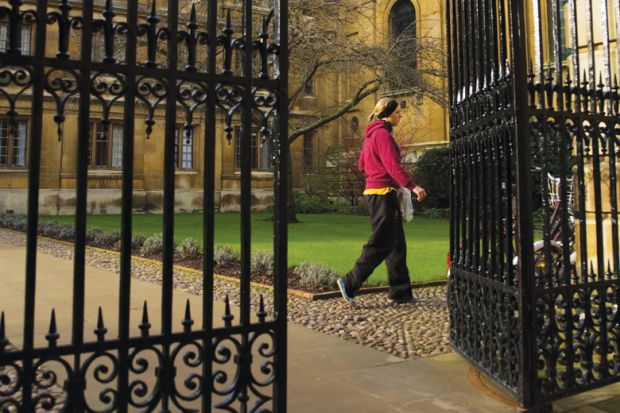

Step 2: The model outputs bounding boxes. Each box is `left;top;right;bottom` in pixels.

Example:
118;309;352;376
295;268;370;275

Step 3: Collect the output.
0;21;32;55
0;118;29;169
234;126;273;172
303;131;314;171
0;20;32;56
88;121;124;169
389;0;416;39
175;124;195;170
389;0;417;69
303;79;314;96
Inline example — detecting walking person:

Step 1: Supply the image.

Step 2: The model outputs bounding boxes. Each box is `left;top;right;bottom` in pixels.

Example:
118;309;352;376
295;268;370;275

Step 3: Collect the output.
337;98;426;305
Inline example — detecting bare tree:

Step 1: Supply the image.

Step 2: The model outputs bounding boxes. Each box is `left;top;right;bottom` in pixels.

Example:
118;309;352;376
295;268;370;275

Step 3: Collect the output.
284;0;445;221
185;0;446;221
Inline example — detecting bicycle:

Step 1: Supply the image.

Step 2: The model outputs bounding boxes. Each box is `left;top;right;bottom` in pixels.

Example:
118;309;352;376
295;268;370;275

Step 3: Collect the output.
447;171;576;279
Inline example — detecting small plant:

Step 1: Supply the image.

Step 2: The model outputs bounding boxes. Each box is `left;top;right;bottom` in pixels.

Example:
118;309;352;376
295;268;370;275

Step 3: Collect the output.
176;238;202;260
140;233;165;256
38;221;61;238
101;231;121;249
419;208;449;219
56;224;74;241
250;250;274;275
131;235;146;251
293;262;339;290
411;146;450;209
112;235;147;252
214;245;239;267
85;228;104;245
86;230;120;249
0;214;27;231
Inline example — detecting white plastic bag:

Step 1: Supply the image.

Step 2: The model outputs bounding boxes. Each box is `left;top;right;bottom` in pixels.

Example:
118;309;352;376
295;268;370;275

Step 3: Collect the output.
397;186;414;223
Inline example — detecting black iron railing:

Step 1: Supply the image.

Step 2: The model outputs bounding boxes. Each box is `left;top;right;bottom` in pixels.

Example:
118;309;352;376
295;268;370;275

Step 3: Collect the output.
0;0;288;411
448;0;620;410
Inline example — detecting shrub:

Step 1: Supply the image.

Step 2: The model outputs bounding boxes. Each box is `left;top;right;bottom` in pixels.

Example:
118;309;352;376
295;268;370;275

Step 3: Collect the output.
294;193;360;215
131;235;146;251
294;194;330;213
112;234;147;252
56;224;74;241
38;221;61;238
250;250;274;275
85;228;104;244
140;233;165;256
176;238;202;260
35;220;74;240
412;146;451;209
214;245;239;267
0;214;27;231
293;262;339;290
418;208;449;219
90;231;121;249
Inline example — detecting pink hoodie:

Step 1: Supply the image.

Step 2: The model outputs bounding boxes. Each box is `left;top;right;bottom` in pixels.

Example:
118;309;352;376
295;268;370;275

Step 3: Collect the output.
358;120;417;191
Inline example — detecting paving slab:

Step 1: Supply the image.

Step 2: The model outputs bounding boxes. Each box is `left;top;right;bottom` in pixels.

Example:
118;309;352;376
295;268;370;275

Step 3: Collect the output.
2;241;620;412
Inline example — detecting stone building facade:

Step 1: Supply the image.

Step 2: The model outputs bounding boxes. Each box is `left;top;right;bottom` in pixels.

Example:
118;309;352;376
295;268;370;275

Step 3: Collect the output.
0;0;449;215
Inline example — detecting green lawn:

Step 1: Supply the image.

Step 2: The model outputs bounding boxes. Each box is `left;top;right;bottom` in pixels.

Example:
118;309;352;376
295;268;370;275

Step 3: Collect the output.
43;213;449;285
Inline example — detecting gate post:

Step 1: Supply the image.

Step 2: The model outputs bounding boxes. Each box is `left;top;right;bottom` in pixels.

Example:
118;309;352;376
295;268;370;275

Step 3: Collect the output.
509;0;537;410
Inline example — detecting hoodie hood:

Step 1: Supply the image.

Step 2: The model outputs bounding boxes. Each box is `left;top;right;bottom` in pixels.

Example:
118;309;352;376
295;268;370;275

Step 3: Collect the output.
364;120;392;139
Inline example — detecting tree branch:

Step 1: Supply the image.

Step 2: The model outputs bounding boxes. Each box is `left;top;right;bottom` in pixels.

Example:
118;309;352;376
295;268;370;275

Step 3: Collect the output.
288;79;381;143
288;59;329;111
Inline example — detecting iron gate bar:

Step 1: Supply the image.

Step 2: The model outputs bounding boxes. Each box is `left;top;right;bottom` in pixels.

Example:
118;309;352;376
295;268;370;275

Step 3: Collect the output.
240;0;252;409
69;0;93;408
22;0;47;409
203;0;218;410
609;122;620;283
273;0;289;409
510;0;535;407
162;0;178;407
119;0;138;408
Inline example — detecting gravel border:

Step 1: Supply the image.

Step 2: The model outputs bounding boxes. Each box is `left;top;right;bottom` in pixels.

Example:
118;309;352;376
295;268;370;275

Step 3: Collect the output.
0;229;450;359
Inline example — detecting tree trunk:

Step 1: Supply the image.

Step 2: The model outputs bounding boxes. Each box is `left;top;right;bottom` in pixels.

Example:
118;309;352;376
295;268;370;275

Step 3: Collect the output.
286;142;299;223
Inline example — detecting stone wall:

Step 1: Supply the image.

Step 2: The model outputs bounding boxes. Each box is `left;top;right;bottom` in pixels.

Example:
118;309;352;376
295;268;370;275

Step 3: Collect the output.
0;188;274;215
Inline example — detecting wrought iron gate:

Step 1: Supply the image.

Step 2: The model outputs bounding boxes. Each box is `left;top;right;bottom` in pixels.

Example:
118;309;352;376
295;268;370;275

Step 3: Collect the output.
448;0;620;410
0;0;288;411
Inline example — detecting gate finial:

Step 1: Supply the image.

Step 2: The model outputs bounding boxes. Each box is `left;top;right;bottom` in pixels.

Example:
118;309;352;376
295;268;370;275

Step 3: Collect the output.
223;295;234;328
45;309;60;348
139;301;151;337
182;299;194;332
94;306;108;342
0;312;7;352
257;294;266;323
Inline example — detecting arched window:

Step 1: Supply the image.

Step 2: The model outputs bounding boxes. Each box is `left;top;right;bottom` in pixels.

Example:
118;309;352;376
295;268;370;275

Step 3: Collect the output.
390;0;416;39
389;0;416;70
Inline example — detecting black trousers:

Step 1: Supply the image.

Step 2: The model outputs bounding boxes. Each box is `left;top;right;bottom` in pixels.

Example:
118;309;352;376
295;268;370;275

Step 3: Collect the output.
344;192;413;299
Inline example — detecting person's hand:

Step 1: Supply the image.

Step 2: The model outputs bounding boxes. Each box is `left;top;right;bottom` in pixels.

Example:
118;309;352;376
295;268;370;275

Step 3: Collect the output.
413;186;427;202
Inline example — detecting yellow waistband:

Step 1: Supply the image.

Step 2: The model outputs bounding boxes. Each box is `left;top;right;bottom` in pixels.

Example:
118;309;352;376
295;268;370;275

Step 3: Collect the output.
363;187;396;195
